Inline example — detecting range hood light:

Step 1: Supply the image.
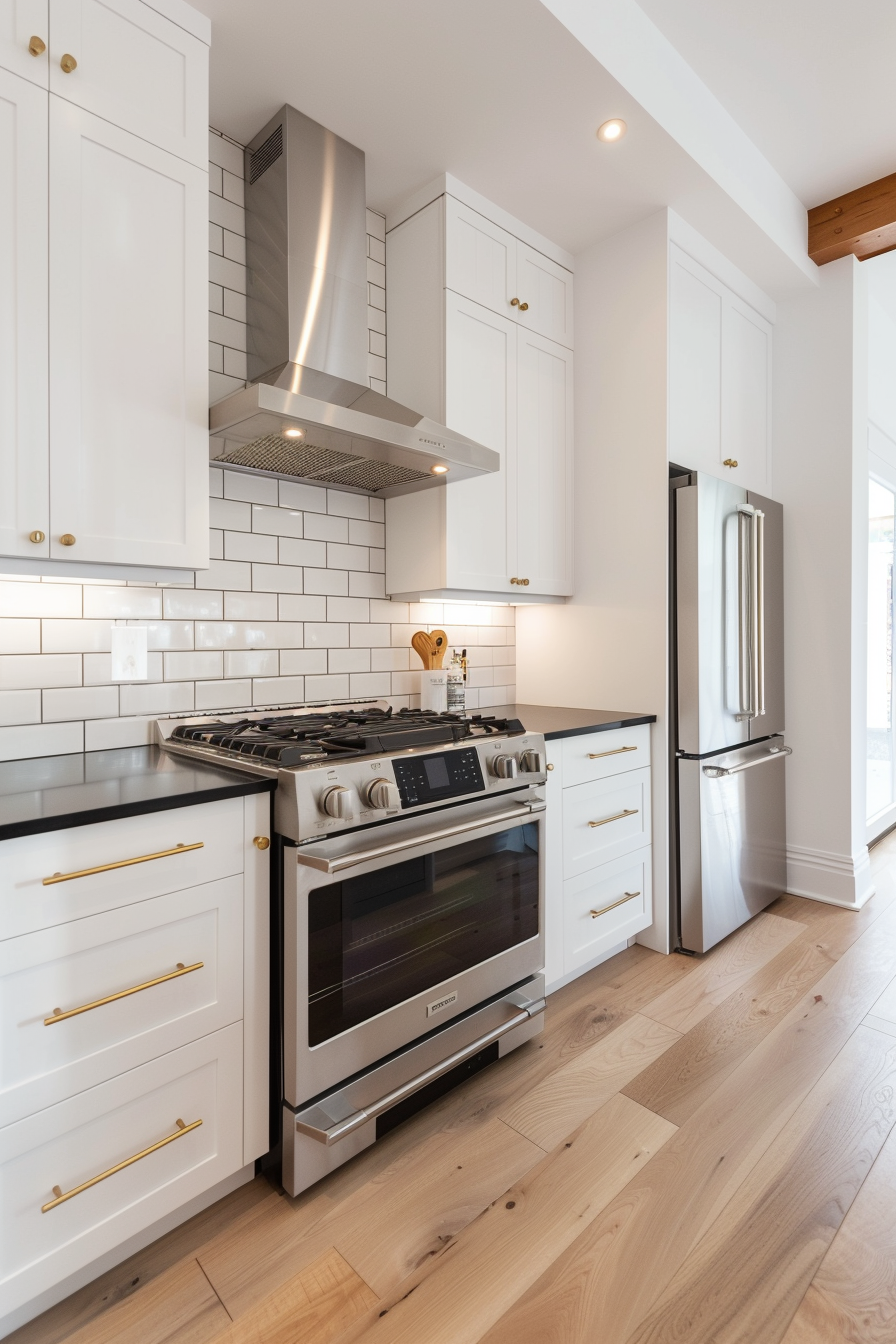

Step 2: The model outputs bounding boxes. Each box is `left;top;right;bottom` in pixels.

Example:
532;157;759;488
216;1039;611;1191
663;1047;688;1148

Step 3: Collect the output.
282;426;306;441
430;464;449;475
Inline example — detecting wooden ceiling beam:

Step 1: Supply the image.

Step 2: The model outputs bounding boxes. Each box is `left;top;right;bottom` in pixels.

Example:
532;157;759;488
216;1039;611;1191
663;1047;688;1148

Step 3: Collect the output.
809;172;896;265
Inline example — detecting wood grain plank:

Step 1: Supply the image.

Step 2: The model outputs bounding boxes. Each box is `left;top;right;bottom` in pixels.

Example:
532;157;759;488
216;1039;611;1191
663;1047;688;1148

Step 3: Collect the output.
498;1012;680;1150
341;1094;676;1344
779;1100;896;1343
55;1260;230;1344
476;904;896;1344
865;971;896;1038
809;171;896;265
199;1117;542;1316
639;911;804;1034
623;940;834;1125
632;1024;896;1343
207;1248;376;1344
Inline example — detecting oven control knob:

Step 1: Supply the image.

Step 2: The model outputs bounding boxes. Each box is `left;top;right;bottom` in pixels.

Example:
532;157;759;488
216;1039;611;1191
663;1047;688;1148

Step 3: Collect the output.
491;754;519;779
520;749;545;773
366;778;401;811
322;785;354;821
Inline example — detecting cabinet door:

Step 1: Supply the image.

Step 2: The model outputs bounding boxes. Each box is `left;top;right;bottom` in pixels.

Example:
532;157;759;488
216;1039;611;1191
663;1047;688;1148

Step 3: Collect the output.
0;67;48;559
444;293;516;593
512;329;573;595
0;0;48;85
48;99;208;568
668;246;722;472
515;242;574;348
445;196;516;318
720;294;771;493
48;0;207;167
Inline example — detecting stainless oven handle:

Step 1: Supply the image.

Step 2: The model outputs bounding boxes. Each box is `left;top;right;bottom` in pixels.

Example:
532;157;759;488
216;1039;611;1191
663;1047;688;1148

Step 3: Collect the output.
703;744;791;778
295;995;547;1145
294;800;546;873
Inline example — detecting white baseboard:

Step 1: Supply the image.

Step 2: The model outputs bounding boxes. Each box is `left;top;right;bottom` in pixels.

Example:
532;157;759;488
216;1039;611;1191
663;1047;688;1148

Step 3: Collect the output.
0;1163;255;1341
786;844;875;910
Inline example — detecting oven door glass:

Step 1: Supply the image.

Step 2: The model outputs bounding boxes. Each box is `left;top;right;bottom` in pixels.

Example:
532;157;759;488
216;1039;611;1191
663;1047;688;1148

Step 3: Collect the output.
307;823;539;1047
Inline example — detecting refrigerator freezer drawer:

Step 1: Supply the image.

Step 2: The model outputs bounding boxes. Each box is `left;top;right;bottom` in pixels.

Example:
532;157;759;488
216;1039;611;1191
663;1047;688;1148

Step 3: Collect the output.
678;743;787;953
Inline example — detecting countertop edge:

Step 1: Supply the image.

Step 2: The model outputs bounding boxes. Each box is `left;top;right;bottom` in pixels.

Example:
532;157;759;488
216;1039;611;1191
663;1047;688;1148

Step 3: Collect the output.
542;714;657;741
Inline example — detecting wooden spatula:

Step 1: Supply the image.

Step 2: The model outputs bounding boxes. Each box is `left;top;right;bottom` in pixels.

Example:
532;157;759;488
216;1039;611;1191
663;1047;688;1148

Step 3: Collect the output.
411;630;435;669
430;629;448;668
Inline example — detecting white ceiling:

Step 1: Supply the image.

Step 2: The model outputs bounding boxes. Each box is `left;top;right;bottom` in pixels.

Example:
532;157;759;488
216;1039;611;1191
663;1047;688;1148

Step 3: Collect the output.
636;0;896;206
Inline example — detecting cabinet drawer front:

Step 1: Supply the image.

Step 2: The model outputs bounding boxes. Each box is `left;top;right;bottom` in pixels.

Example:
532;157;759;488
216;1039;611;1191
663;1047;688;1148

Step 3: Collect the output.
0;1023;242;1318
563;848;652;972
445;195;515;316
0;876;243;1126
563;768;651;877
562;725;651;788
0;797;245;940
47;0;208;168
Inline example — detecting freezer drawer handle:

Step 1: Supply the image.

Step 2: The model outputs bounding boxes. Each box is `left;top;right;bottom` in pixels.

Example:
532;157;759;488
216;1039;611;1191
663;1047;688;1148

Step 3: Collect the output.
702;745;791;778
41;1118;202;1212
588;808;638;828
295;995;546;1145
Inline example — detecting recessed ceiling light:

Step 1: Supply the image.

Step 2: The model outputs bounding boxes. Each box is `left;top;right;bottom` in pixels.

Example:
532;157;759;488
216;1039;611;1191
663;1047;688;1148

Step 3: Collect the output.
282;426;305;440
597;119;627;143
430;464;449;475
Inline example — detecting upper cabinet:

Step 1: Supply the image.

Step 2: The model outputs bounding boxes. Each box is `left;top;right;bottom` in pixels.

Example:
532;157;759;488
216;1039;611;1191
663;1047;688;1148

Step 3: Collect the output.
0;0;209;573
668;244;773;495
386;188;574;602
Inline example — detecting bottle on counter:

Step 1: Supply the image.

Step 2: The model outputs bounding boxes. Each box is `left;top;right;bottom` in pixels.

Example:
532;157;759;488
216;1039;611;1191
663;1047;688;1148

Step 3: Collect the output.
447;650;465;713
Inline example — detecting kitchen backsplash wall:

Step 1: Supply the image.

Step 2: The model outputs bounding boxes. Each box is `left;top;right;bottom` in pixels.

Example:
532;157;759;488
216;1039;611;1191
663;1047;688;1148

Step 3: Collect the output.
0;131;515;762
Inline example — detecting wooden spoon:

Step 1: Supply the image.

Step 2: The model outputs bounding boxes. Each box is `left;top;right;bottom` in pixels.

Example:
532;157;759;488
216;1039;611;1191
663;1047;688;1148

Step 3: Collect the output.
430;629;448;668
411;630;435;669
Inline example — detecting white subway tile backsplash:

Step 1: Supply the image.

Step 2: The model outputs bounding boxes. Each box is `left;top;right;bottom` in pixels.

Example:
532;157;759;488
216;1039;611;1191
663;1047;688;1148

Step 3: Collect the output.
224;530;278;563
225;472;279;505
349;572;386;599
164;651;223;680
119;681;195;716
210;371;243;402
350;623;391;647
41;620;112;653
43;685;119;721
209;162;223;196
209;191;244;236
0;619;40;654
280;648;327;676
224;591;278;621
209;467;224;497
84;651;163;684
85;715;155;750
210;529;224;560
224;649;278;678
328;648;370;674
279;594;327;621
195;621;303;650
196;558;252;591
222;230;246;266
209;497;251;531
209;253;247;294
0;688;41;725
390;670;419;696
252;504;305;538
0;582;81;619
163;589;224;620
194;678;252;710
369;549;385;573
303;568;348;596
366;208;385;242
371;598;405;622
0;720;83;761
222;287;247;322
279;537;326;567
327;490;369;520
279;481;327;513
222;169;244;206
368;235;385;266
127;621;194;651
208;130;243;176
252;563;304;594
252;676;305;706
209;311;247;351
367;305;386;336
350;672;391;698
327;542;369;571
305;623;348;648
209;221;223;254
304;512;348;543
0;654;82;690
349;519;385;549
223;347;248;380
304;674;350;702
208;340;224;372
326;597;369;622
370;647;410;671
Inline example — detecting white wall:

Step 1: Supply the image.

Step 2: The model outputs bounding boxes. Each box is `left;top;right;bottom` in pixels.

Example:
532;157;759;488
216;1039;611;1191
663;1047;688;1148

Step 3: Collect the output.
516;209;671;953
774;256;872;908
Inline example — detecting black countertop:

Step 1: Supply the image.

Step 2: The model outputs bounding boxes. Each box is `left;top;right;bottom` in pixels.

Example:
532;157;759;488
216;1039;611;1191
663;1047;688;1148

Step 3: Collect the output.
489;704;656;741
0;746;274;842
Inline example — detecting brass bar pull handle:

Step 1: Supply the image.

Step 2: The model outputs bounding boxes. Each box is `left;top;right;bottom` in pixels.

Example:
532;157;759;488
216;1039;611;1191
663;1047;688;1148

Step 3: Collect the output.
587;745;637;760
42;841;203;886
588;808;638;828
42;1118;202;1212
590;891;641;918
44;961;204;1025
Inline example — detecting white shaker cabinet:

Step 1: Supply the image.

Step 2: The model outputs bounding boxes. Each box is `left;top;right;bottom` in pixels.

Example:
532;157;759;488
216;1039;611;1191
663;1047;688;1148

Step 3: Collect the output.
0;67;49;559
668;243;772;494
386;185;574;602
0;0;209;575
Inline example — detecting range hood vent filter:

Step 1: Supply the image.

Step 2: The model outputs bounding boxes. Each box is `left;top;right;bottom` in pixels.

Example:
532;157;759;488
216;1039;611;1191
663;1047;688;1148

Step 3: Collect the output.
217;434;428;490
249;124;283;184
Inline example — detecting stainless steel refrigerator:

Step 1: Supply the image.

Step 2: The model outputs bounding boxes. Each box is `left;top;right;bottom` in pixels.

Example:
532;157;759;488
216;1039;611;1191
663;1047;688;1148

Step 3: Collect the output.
671;470;790;953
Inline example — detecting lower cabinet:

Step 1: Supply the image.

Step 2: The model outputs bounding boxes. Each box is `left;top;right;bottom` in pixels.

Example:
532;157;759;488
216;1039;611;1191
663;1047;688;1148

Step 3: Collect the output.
544;728;654;991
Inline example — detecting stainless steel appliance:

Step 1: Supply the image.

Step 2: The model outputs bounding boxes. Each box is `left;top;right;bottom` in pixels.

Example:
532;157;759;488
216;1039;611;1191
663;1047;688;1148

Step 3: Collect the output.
158;703;546;1194
209;105;499;496
671;471;790;953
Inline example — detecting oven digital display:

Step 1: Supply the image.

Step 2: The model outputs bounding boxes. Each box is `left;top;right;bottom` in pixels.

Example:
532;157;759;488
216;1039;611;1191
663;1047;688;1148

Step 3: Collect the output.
393;748;485;806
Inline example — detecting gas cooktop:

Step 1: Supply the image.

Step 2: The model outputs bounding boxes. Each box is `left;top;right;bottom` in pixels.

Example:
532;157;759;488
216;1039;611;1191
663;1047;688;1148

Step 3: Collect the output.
166;705;526;767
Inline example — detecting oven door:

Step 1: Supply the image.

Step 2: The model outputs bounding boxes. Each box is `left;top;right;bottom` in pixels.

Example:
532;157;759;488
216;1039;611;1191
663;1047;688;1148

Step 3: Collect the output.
283;793;545;1108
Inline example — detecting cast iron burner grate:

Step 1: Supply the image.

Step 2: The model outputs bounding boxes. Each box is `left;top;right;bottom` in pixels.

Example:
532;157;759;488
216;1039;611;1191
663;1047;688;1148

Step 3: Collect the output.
169;706;525;766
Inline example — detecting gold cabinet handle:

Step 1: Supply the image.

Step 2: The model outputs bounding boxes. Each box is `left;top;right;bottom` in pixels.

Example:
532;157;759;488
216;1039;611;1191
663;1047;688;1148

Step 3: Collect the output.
590;891;641;918
60;53;77;73
59;533;76;545
588;745;638;760
29;530;46;544
546;763;555;771
44;961;204;1025
253;835;270;850
42;840;203;886
509;298;529;311
42;1118;202;1212
588;808;638;828
510;577;530;586
723;459;738;468
29;35;46;56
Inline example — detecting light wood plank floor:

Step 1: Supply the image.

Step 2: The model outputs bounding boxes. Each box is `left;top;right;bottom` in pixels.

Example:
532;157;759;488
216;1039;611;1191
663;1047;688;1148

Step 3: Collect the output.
16;831;896;1344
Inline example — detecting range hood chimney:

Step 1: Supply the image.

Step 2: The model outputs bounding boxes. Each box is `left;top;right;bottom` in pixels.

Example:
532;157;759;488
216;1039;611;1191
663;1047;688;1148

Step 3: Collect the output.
209;106;499;495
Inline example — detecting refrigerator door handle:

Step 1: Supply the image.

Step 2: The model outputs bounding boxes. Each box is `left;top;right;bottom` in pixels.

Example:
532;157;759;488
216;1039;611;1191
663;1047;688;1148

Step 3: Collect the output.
703;744;791;778
736;506;757;720
754;508;766;717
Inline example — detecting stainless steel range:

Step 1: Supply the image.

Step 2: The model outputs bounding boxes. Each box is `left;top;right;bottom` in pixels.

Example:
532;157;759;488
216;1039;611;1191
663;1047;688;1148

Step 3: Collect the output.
158;702;547;1194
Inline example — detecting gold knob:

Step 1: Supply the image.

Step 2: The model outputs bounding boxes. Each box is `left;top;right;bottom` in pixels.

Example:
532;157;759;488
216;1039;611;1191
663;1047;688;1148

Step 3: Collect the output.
723;459;738;468
29;35;46;56
509;577;530;586
546;763;555;771
60;53;77;73
253;836;270;850
510;297;520;307
519;301;529;311
509;298;530;311
60;533;76;546
29;530;45;544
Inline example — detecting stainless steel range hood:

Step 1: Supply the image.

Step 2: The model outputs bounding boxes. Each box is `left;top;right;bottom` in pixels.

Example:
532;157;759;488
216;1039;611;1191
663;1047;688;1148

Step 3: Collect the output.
209;105;499;496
